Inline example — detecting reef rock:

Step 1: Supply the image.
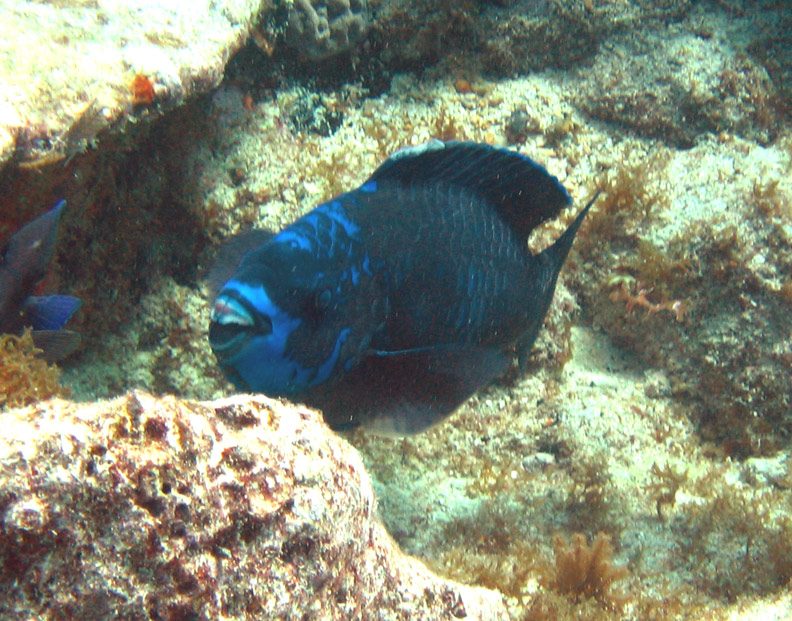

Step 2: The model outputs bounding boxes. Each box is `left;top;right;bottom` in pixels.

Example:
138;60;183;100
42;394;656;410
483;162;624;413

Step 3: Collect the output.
0;0;268;169
0;392;508;620
0;0;374;171
284;0;369;60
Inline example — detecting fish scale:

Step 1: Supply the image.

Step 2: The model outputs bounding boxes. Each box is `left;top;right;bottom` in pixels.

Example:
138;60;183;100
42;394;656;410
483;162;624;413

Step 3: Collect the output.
209;140;593;434
353;184;533;348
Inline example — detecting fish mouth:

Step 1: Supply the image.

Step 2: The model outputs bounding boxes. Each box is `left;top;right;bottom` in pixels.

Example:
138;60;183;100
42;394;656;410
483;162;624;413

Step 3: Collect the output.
209;291;271;360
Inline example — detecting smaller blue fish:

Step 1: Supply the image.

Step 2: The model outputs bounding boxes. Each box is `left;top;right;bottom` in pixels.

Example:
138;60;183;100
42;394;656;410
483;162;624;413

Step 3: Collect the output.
209;141;592;434
0;200;81;361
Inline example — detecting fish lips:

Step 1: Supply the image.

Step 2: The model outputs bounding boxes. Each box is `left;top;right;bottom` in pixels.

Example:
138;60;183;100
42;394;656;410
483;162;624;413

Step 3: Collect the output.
209;290;272;361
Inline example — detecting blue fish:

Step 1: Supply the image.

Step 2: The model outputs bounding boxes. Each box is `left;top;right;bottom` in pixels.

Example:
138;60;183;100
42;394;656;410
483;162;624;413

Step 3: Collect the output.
209;141;592;434
0;200;81;361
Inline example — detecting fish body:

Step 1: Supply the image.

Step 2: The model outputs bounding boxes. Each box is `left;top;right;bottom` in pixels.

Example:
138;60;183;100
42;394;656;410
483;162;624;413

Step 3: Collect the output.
0;200;81;360
209;141;591;434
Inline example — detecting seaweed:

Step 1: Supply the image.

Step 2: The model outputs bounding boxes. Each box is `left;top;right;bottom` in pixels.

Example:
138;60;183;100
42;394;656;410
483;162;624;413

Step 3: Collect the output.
752;178;792;221
550;532;629;607
543;114;581;148
594;148;670;222
564;455;614;534
644;462;687;522
432;539;540;599
0;329;66;409
18;99;107;170
430;107;470;143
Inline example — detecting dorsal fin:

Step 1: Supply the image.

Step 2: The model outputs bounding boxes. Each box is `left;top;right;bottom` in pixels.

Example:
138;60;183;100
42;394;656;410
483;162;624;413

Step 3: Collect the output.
366;140;571;241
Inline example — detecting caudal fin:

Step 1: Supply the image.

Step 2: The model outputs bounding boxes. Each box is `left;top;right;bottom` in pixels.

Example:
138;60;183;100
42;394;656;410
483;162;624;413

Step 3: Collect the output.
25;294;82;331
517;193;597;368
540;191;598;272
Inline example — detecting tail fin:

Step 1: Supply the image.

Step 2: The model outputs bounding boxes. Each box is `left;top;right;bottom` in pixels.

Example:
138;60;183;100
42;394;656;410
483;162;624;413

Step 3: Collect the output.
517;192;597;368
540;191;598;270
2;200;66;287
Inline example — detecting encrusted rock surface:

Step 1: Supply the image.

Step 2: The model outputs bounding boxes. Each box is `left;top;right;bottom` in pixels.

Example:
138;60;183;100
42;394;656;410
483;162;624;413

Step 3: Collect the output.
285;0;369;60
0;0;270;168
0;392;508;619
577;20;785;148
367;0;693;75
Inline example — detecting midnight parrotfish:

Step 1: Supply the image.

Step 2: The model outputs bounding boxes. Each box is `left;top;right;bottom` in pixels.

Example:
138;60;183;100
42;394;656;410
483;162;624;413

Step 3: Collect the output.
209;140;592;434
0;200;81;361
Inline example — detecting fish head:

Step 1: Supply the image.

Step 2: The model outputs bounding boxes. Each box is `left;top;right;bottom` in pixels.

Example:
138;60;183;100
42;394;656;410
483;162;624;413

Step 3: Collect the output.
209;235;382;397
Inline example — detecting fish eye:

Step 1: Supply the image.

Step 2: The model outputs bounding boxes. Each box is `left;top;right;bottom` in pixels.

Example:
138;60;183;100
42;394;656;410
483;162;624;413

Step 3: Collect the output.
315;288;332;311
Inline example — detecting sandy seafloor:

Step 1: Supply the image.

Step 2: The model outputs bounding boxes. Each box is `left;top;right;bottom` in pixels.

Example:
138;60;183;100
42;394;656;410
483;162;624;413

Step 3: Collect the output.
3;0;790;618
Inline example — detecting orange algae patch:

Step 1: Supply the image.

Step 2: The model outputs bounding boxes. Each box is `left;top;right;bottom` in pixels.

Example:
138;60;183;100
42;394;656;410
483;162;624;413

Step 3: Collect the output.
454;78;473;94
131;74;156;105
0;329;66;409
551;532;629;606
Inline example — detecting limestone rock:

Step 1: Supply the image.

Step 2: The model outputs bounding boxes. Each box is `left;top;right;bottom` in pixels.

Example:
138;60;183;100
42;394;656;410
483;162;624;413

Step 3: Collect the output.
0;0;270;169
367;0;693;76
0;391;508;619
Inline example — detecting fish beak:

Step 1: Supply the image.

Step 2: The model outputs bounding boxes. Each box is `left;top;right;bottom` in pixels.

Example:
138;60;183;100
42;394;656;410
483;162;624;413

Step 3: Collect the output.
209;294;257;358
211;295;254;327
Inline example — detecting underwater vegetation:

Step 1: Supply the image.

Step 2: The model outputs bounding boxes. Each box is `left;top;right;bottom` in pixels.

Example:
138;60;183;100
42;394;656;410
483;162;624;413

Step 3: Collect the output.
0;329;65;409
568;138;792;460
550;532;629;606
428;522;631;617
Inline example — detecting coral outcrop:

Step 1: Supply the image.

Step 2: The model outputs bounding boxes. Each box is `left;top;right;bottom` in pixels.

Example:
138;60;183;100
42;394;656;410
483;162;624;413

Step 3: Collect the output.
366;0;693;75
285;0;369;60
0;392;508;620
0;0;270;169
577;28;784;148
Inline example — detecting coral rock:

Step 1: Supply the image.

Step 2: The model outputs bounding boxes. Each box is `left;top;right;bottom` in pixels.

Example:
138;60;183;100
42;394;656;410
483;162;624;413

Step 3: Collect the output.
286;0;369;60
0;392;508;620
0;0;266;168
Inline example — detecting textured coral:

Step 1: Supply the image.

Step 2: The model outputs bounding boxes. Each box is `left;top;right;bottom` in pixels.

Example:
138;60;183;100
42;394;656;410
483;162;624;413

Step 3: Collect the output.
0;392;508;619
286;0;368;60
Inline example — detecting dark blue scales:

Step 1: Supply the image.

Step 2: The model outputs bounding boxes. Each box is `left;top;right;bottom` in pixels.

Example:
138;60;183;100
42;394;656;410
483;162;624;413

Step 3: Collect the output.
209;140;592;434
